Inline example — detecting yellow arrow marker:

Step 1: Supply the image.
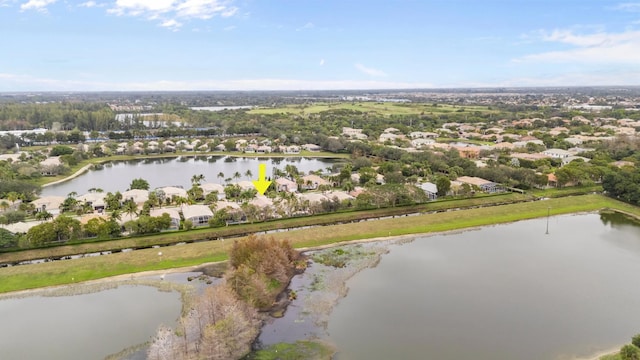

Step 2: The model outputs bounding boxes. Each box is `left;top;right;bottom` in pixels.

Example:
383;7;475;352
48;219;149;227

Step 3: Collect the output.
252;163;272;195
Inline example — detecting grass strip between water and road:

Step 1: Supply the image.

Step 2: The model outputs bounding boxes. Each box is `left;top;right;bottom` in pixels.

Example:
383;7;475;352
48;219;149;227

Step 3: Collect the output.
0;194;638;294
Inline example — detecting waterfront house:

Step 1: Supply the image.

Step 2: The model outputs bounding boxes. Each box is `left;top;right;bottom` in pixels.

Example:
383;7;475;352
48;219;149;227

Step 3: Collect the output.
149;208;181;229
181;204;213;227
275;177;298;192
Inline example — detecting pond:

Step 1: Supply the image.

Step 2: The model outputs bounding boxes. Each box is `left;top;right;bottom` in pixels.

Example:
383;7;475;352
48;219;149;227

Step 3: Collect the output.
41;156;340;197
322;213;640;360
0;284;182;360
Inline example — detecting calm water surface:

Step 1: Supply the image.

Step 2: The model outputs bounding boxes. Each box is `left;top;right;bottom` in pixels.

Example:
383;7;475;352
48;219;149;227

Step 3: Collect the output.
41;156;338;196
328;213;640;360
0;285;181;360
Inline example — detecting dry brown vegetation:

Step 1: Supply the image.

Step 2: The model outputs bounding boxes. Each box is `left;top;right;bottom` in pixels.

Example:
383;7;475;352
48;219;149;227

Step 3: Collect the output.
227;235;300;310
147;235;300;360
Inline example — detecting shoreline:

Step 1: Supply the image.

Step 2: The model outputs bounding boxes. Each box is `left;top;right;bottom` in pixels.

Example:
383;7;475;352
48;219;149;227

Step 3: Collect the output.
0;212;598;298
0;227;629;360
37;151;347;188
41;164;93;188
582;348;620;360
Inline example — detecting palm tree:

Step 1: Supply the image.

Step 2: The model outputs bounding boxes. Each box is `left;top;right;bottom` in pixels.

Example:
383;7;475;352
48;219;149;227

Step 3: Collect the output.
175;196;190;206
217;172;225;182
123;200;138;218
35;210;53;222
244;169;253;180
191;174;205;186
233;171;242;182
109;209;122;222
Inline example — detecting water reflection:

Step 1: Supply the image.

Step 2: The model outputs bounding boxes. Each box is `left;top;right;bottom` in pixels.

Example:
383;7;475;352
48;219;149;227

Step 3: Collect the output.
0;285;181;360
328;214;640;360
600;212;640;255
41;156;339;197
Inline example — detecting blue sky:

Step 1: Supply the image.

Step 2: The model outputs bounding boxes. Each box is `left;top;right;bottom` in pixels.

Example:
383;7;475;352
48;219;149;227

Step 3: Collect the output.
2;0;640;91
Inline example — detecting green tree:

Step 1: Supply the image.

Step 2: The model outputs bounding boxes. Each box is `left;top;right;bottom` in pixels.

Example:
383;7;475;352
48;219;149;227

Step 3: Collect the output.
104;191;123;210
187;185;204;202
0;200;9;212
49;145;74;156
128;178;150;190
123;199;138;217
0;228;16;248
435;176;451;197
35;210;53;222
633;334;640;348
191;173;205;186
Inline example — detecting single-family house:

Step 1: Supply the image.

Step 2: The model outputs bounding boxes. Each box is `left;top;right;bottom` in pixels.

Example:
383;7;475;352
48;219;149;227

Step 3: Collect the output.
159;186;188;200
1;221;39;234
77;192;107;212
149;208;181;229
32;196;65;215
301;174;330;190
543;149;572;159
201;183;225;198
181;204;213;227
562;156;590;166
122;189;149;206
275;177;298;192
456;176;502;193
419;182;438;200
342;127;368;140
302;144;322;152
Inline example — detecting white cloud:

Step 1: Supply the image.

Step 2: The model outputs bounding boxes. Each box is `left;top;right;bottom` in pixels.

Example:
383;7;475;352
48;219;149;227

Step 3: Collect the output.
469;70;640;88
296;22;314;31
79;1;103;7
319;59;325;66
161;18;182;30
0;0;16;7
613;2;640;12
0;73;434;91
20;0;56;12
108;0;238;28
515;28;640;64
355;63;387;77
223;25;236;31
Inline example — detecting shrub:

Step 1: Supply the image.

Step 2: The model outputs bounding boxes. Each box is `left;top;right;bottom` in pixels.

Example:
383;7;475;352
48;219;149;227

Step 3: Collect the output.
49;145;74;156
227;235;299;309
621;344;640;360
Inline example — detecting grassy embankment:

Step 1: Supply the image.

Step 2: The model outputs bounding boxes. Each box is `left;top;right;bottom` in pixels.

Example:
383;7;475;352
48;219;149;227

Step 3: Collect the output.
0;192;532;262
0;193;637;294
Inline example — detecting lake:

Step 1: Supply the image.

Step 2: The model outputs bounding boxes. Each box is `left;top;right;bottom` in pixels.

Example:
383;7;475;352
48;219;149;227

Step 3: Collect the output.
41;156;339;197
326;213;640;360
0;284;182;360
